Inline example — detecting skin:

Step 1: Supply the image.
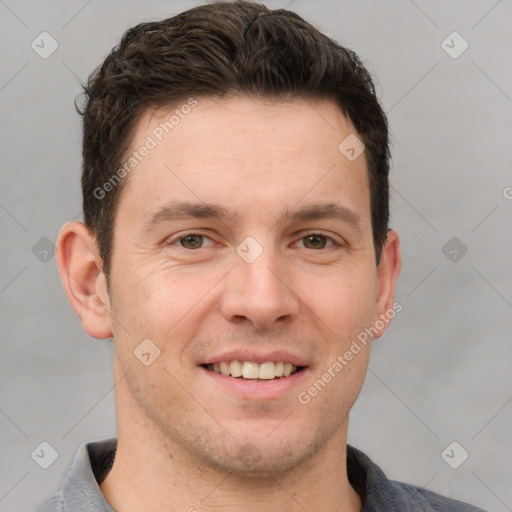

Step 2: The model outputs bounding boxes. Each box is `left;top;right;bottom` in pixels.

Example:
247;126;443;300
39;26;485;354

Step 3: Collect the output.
57;96;401;512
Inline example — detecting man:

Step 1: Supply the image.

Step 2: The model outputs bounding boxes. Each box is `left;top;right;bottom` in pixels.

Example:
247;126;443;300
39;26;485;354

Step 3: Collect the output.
36;1;486;511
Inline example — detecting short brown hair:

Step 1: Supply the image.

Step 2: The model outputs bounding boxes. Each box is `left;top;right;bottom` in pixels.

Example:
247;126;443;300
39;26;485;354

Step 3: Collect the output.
78;0;390;278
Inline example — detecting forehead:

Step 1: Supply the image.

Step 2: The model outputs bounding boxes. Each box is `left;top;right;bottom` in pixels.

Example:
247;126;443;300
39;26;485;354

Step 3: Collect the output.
117;95;370;226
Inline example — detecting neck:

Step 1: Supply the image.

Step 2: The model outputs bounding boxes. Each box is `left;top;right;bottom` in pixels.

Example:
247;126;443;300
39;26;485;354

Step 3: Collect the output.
100;429;361;512
100;369;362;512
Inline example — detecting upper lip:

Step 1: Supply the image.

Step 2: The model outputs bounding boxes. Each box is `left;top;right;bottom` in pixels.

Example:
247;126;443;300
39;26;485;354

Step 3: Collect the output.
200;350;309;367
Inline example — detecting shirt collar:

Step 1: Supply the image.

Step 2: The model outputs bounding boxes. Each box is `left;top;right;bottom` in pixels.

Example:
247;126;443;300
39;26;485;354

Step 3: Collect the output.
60;437;117;512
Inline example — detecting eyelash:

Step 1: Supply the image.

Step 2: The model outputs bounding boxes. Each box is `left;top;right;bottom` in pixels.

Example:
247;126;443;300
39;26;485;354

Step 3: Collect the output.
167;231;341;250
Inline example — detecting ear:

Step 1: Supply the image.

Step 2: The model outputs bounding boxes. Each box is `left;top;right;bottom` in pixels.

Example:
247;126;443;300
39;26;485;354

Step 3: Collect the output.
372;229;402;339
56;221;113;339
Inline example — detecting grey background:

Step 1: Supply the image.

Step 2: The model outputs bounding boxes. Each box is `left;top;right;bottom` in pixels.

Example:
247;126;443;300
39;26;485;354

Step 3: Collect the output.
1;0;511;511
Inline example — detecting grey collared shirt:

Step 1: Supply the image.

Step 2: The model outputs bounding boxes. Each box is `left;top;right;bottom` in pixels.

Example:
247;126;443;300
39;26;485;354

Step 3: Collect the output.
34;437;487;511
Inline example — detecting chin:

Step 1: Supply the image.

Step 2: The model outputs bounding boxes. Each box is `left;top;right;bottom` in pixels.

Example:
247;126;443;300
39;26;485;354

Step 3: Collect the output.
184;426;333;479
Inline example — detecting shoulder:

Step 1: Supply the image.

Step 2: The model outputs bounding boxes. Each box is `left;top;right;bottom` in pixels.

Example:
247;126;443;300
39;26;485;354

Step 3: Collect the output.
32;494;64;512
387;479;489;512
346;444;488;512
32;437;117;512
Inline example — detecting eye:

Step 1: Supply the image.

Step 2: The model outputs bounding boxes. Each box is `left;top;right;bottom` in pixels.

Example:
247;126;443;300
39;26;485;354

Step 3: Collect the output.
170;233;215;250
167;231;340;251
295;233;337;250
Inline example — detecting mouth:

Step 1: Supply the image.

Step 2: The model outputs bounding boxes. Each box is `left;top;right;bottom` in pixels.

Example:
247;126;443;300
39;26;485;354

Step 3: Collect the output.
200;360;307;381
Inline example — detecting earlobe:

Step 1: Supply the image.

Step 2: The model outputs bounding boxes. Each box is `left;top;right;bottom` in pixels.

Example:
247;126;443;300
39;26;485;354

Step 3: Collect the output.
56;221;113;339
373;229;402;339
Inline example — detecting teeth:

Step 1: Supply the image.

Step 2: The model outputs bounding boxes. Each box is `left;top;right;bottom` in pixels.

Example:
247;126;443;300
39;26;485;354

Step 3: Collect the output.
230;360;242;378
219;361;230;376
242;361;260;379
207;360;300;379
258;362;275;380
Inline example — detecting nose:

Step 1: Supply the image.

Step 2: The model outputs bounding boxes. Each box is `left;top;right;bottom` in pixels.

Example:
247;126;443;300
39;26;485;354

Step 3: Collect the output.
219;244;300;329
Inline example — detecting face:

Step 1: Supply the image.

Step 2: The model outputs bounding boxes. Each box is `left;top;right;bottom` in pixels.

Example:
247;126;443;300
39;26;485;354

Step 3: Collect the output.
106;96;394;476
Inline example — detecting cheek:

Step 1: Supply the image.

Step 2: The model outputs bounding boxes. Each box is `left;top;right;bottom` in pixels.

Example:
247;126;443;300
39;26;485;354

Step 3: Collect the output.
109;266;187;337
301;269;376;402
302;266;377;333
109;263;228;367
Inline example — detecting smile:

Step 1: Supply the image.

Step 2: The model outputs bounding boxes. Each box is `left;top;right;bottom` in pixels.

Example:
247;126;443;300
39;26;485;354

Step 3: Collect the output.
203;360;304;380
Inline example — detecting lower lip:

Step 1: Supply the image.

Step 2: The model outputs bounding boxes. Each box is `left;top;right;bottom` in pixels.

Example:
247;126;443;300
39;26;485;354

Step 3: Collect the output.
199;366;309;401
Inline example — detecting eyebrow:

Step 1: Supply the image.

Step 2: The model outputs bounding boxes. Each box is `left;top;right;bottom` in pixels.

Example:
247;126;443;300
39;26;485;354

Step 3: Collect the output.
140;200;362;233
